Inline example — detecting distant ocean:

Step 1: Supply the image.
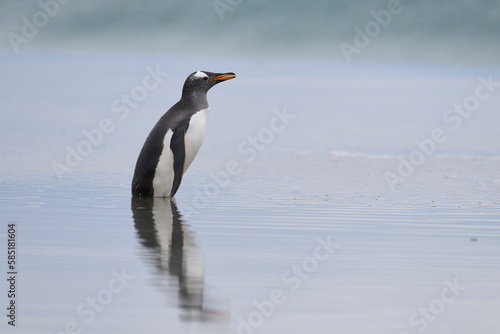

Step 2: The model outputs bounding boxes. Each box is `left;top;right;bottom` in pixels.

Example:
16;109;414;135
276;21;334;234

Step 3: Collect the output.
1;0;500;64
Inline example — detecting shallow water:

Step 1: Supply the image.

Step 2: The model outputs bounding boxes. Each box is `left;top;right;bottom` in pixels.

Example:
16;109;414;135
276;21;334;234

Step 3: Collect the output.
2;162;500;334
1;53;500;333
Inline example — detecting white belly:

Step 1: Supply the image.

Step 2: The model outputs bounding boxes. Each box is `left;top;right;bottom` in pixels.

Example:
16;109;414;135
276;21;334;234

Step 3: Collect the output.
152;109;208;198
184;108;209;172
152;129;174;197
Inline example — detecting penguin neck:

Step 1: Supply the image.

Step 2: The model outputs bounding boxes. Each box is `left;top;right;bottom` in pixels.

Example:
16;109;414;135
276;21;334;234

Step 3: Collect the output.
181;90;209;111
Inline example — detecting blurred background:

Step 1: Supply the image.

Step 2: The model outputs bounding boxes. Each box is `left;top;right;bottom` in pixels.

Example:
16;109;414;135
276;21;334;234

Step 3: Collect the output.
1;0;500;176
1;0;500;64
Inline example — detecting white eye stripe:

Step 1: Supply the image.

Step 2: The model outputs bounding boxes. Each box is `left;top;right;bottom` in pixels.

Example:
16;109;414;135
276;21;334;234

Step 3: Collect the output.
194;71;208;78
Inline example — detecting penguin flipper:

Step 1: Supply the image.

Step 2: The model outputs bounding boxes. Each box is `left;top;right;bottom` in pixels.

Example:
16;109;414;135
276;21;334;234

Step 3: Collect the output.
169;126;187;197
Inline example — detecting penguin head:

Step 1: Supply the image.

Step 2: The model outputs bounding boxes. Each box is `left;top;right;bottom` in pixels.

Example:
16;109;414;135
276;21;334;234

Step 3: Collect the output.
182;71;236;97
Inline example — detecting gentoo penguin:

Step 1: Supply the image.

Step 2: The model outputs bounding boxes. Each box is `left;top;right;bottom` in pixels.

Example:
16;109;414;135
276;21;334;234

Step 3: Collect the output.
132;71;235;198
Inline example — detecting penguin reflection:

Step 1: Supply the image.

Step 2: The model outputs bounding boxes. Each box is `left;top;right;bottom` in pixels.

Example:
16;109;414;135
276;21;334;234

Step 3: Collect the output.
132;197;205;321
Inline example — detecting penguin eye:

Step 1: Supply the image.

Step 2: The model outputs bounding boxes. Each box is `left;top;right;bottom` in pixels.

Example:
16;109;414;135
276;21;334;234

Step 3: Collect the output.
203;76;209;81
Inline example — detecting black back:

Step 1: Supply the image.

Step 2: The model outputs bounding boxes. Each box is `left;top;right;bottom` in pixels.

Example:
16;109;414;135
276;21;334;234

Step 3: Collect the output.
131;100;200;197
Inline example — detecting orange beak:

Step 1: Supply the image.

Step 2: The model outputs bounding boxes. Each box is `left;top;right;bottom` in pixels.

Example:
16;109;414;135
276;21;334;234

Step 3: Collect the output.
210;73;236;82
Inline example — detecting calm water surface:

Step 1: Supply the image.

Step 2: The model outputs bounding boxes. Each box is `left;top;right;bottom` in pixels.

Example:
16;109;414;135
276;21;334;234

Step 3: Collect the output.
1;165;499;334
1;54;499;333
